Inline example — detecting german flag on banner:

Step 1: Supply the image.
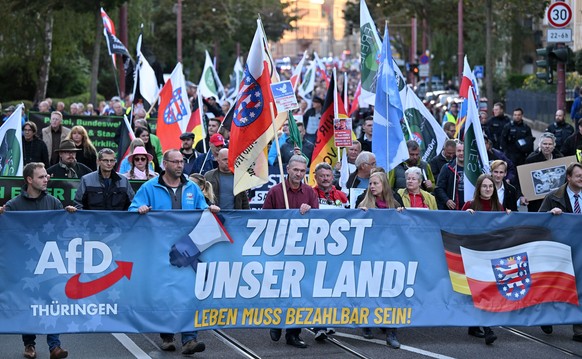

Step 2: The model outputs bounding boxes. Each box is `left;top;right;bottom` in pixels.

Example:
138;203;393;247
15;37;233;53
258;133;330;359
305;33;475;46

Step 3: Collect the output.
308;75;349;186
441;226;578;312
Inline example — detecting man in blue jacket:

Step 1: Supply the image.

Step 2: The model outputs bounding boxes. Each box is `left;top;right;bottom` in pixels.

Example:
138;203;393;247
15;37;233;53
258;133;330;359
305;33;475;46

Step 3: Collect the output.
129;149;219;355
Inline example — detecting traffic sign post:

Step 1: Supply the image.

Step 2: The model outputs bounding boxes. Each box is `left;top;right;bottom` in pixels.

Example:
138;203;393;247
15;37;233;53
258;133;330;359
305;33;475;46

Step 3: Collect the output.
547;2;572;28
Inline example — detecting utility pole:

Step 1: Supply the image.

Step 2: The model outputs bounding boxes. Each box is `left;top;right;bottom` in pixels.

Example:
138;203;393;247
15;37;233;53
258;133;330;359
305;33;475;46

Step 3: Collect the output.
410;17;417;86
457;0;463;85
177;0;182;63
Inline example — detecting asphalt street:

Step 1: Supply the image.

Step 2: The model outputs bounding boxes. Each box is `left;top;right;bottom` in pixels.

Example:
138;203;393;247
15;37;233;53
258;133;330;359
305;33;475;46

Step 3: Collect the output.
2;325;582;358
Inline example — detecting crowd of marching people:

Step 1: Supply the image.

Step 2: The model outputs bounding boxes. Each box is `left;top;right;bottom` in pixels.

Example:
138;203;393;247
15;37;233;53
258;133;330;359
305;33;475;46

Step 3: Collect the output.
2;66;582;357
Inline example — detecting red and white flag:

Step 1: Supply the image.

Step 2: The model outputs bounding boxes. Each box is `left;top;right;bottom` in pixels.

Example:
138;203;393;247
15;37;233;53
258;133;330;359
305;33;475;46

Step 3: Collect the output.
290;51;307;91
156;63;192;152
228;19;285;194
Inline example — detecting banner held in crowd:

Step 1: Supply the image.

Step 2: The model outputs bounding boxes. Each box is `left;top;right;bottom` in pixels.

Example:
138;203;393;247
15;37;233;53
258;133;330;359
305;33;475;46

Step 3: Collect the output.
0;210;581;333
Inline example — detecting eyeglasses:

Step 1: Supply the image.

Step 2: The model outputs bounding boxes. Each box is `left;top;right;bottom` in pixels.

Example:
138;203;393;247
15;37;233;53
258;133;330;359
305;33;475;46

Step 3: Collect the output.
23;128;33;132
133;156;147;162
364;162;377;166
165;159;184;165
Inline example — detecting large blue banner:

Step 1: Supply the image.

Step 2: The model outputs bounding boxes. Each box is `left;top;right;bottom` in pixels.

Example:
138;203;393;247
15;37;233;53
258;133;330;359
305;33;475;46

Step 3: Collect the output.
1;209;581;334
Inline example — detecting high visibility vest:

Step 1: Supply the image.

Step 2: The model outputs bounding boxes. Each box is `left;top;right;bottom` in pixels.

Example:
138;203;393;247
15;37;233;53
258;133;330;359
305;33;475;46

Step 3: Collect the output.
444;111;457;125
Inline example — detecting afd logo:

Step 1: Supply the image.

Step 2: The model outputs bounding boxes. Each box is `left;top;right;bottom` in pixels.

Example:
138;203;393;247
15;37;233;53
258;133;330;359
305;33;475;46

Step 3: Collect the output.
34;238;133;300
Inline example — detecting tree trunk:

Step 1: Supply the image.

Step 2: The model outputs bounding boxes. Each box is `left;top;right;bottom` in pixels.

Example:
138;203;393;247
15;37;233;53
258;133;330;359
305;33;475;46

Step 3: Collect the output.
34;10;54;103
485;0;493;116
90;8;101;106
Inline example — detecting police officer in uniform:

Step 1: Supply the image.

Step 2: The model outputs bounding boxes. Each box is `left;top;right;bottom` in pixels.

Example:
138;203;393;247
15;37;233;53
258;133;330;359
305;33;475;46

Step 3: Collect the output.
500;107;534;167
545;109;574;149
486;102;511;149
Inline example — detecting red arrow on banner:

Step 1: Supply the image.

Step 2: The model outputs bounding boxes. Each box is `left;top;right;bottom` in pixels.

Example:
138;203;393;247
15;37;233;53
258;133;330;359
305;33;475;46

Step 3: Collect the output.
65;261;133;300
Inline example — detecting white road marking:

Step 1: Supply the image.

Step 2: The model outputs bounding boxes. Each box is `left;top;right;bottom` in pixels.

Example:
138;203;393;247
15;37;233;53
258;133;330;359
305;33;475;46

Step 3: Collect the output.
112;333;152;359
333;332;457;359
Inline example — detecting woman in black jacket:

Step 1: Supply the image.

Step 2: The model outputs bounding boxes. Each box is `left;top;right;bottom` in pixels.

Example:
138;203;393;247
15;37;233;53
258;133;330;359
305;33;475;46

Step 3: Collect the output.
22;122;49;167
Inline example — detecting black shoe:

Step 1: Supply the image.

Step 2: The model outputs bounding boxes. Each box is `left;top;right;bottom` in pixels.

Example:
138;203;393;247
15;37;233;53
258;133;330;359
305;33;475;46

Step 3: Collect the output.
484;328;497;345
541;325;553;334
314;330;327;342
181;339;205;355
286;334;308;348
573;334;582;342
386;331;401;349
270;329;282;342
468;326;485;338
362;328;374;339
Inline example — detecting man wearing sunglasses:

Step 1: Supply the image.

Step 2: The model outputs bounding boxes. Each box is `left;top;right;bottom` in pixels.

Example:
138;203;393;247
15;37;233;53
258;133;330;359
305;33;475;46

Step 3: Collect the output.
73;148;135;210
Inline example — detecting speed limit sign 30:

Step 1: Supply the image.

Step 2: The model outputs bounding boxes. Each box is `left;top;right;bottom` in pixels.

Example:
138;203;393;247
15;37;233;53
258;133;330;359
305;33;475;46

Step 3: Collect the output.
547;2;572;28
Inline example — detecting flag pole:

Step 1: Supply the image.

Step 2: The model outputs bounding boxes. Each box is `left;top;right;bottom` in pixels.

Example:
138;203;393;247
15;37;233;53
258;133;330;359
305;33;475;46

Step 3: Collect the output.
110;56;121;99
333;68;342;164
384;23;390;172
343;72;348;113
198;90;207;154
270;102;289;209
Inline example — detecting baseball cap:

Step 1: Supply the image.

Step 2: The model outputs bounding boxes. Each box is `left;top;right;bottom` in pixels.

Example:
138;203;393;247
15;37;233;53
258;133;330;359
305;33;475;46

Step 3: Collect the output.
210;133;225;147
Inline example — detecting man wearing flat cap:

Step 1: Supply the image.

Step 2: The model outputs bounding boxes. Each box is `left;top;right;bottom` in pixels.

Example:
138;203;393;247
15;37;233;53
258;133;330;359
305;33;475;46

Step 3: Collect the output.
180;132;198;176
46;140;92;179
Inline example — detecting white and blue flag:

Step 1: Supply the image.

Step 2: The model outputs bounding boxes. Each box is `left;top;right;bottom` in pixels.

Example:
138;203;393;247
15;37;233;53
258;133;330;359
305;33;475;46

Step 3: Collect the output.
372;25;408;171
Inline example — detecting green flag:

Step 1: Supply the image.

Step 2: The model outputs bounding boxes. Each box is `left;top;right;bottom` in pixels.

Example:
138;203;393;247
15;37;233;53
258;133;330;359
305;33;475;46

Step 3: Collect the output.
287;111;302;150
359;0;382;107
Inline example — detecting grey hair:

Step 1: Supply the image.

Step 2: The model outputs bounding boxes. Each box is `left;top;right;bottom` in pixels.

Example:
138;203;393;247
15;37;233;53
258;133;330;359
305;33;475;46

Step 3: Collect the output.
405;166;423;182
539;132;556;145
288;154;307;167
355;151;374;169
314;162;333;173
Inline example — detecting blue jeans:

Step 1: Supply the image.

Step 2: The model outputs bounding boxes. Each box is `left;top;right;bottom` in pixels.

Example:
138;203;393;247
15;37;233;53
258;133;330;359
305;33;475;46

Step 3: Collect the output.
22;334;61;351
160;332;198;345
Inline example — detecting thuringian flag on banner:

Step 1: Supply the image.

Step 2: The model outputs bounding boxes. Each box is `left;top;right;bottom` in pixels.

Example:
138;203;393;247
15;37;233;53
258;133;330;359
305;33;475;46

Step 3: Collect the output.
0;103;23;176
441;226;578;312
156;63;192;152
308;75;349;186
359;0;382;108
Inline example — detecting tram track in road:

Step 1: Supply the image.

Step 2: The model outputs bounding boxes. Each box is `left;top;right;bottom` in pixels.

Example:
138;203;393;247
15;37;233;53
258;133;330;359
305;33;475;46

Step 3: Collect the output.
501;326;582;357
306;329;374;359
212;329;262;359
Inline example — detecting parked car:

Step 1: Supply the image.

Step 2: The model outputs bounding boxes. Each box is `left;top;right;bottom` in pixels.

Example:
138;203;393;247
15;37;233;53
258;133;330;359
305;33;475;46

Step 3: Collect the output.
415;80;445;99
